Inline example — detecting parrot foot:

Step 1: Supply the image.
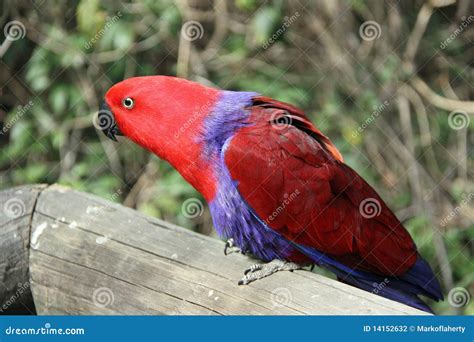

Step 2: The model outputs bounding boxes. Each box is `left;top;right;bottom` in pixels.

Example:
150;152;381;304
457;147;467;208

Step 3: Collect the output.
238;259;301;285
224;238;242;256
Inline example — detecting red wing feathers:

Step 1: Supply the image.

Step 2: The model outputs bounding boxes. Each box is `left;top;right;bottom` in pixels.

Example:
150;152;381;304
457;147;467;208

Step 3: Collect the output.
252;96;344;162
225;97;417;276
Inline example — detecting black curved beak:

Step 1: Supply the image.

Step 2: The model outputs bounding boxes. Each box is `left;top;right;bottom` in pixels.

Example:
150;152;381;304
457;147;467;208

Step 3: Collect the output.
98;101;122;142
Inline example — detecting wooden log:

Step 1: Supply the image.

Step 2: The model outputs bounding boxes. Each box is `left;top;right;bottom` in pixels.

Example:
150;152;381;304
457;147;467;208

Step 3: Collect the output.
0;184;46;314
0;184;428;315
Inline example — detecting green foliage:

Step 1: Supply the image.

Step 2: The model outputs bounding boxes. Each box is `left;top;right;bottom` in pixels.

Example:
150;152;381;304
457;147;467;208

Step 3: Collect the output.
77;0;106;37
1;0;472;315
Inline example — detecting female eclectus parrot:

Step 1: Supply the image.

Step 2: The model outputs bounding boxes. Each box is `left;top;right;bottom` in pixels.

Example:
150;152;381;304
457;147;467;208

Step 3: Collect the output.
99;76;443;313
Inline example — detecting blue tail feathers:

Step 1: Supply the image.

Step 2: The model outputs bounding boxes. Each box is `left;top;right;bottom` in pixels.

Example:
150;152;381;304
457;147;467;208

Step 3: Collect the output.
294;243;443;313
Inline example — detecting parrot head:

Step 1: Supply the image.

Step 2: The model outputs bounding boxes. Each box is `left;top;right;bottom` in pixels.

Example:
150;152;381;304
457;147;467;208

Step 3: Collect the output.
99;76;219;148
99;76;221;199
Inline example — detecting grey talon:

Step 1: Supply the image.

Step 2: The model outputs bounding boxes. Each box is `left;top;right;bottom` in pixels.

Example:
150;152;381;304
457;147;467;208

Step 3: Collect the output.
224;238;237;255
238;259;301;285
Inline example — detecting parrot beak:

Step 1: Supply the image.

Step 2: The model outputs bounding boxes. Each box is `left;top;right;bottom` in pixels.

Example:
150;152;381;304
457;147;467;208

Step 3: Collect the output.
98;101;122;141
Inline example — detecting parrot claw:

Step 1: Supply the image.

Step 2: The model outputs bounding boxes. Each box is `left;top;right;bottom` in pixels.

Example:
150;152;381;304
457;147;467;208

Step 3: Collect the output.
244;263;262;275
224;238;242;255
238;260;301;285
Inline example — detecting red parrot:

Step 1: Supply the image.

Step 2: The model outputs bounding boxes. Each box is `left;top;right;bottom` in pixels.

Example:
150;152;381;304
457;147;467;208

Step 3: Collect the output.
99;76;442;313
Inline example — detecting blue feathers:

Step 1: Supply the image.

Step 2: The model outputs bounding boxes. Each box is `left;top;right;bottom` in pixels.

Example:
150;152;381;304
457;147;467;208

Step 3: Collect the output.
294;243;443;313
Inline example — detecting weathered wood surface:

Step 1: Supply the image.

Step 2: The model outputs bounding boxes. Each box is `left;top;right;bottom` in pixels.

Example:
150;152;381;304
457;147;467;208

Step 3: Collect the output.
0;184;46;314
0;184;428;315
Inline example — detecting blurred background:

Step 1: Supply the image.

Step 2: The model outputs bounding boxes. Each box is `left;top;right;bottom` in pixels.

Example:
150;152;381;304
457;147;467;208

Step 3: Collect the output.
0;0;472;314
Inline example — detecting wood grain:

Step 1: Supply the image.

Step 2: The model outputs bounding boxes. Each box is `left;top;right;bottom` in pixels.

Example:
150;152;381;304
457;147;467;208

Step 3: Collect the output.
0;184;428;315
0;184;46;314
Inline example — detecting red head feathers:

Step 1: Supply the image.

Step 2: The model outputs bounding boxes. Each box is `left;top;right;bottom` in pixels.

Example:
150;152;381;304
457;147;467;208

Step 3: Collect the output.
102;76;220;199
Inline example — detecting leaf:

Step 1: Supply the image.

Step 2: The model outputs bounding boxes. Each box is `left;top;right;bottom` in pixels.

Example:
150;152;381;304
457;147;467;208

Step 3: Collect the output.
235;0;258;11
49;86;68;113
112;22;134;50
77;0;106;37
25;49;52;92
252;7;280;45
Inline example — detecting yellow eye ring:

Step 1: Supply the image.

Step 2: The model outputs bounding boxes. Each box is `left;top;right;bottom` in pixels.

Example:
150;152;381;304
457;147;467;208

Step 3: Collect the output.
122;97;134;109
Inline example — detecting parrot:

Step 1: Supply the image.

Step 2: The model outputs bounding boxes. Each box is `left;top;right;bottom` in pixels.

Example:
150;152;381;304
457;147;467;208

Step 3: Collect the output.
98;76;443;313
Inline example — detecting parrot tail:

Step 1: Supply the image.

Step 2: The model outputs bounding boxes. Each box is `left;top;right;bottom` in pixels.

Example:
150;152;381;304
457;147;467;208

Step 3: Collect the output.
294;244;443;313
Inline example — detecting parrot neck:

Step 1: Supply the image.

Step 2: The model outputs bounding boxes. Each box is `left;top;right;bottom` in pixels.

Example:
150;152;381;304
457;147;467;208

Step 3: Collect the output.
156;90;257;202
201;91;258;159
158;145;218;201
131;88;254;202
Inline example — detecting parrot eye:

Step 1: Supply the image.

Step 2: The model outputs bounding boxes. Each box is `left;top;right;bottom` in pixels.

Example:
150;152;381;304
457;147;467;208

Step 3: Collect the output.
122;97;134;109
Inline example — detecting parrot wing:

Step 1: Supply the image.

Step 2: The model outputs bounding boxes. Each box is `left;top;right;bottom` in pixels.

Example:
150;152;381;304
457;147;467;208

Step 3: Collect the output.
225;96;415;274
